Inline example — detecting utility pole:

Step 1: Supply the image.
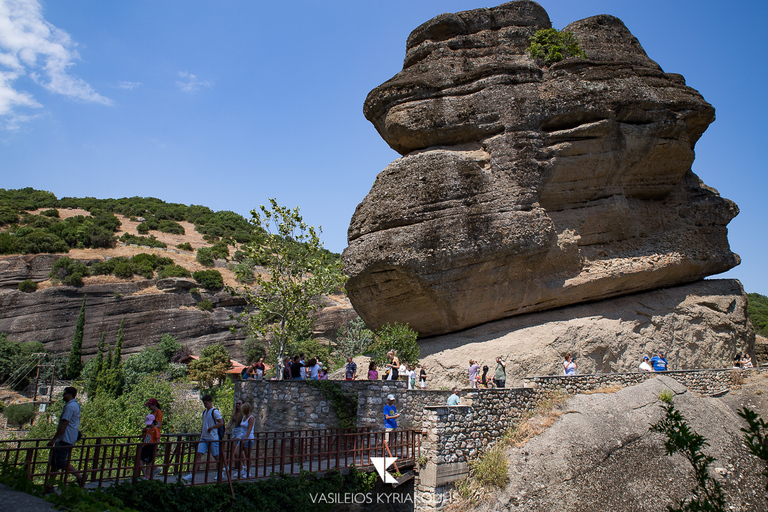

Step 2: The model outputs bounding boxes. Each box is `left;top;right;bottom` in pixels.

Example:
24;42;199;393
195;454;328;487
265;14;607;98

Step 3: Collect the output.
32;353;46;402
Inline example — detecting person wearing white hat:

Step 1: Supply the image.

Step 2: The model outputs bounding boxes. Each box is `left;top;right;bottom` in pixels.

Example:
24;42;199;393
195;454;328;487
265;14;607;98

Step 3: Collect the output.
383;394;400;447
639;356;653;372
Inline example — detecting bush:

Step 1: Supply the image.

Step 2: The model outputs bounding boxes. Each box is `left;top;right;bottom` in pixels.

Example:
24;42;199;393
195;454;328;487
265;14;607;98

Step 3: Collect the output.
369;322;420;367
113;261;134;279
119;233;167;248
17;280;37;292
193;269;223;290
528;28;586;65
136;222;150;234
158;220;185;235
4;403;37;426
747;293;768;337
40;208;59;218
242;338;267;364
176;242;193;251
49;257;89;286
195;247;214;267
233;260;255;284
196;299;213;311
210;240;230;260
157;264;191;279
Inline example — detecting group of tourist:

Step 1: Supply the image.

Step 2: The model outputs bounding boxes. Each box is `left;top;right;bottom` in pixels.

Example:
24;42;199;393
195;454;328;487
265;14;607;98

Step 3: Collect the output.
467;357;507;388
279;354;329;380
733;353;754;369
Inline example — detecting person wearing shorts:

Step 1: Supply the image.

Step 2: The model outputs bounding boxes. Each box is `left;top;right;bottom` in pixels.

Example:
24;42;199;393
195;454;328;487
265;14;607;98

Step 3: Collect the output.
46;387;84;489
182;394;224;482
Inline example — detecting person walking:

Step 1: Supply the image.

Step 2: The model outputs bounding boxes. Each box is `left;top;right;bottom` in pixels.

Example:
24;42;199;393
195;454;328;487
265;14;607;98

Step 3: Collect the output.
182;394;225;482
383;394;400;450
46;386;84;489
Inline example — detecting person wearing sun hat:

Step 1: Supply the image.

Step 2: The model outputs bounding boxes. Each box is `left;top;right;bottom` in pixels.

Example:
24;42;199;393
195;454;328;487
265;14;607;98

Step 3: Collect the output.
639;356;653;372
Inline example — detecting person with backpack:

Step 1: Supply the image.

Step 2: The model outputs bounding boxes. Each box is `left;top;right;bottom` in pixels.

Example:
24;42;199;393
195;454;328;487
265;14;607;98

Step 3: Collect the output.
182;394;225;482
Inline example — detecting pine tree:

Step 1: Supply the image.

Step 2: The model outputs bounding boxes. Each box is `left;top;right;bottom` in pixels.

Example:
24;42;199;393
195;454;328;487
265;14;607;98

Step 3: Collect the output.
86;331;107;399
66;295;86;379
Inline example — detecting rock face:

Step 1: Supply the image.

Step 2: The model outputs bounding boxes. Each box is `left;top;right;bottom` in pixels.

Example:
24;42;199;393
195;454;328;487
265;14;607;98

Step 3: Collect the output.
488;376;766;511
343;1;739;337
416;279;754;389
0;255;354;361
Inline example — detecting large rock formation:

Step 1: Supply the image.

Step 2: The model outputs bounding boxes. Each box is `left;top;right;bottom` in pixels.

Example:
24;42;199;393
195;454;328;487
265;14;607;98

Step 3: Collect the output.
0;254;353;361
417;279;754;389
343;1;739;337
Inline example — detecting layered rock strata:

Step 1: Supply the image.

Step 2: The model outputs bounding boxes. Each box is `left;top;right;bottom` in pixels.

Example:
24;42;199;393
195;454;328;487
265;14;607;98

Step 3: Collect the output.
343;1;739;336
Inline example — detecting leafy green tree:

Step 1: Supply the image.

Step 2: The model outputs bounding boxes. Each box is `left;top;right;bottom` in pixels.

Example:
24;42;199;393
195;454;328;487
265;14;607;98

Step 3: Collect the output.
158;334;182;361
66;296;87;379
241;338;267;364
112;320;124;369
196;247;214;267
188;342;232;389
234;199;346;378
528;28;586;65
49;257;89;286
369;322;420;367
85;332;107;399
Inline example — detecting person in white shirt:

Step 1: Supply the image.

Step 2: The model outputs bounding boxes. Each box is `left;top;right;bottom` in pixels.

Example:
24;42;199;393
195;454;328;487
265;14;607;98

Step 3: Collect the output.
182;394;225;482
639;356;653;372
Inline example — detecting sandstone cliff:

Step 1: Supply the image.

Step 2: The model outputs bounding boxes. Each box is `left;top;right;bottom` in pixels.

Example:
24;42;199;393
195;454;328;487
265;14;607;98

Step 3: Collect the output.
0;254;353;361
344;1;739;338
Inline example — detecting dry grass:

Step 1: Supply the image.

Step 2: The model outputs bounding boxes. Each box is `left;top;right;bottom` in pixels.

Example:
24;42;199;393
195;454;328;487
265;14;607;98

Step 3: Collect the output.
502;391;569;448
583;384;624;395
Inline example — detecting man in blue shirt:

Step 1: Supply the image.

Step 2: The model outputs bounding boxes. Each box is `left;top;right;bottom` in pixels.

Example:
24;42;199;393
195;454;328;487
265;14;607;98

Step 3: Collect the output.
46;386;84;487
447;387;460;406
651;351;668;372
383;394;399;450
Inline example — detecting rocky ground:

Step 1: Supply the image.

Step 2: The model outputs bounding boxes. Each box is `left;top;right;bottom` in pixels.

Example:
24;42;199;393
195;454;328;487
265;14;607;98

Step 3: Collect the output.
469;374;768;512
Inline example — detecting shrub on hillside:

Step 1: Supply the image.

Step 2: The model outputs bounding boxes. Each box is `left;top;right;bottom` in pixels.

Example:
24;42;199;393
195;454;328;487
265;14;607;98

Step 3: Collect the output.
196;247;214;267
158;219;185;235
119;233;167;248
136;222;150;234
0;206;19;226
49;257;89;286
0;233;20;254
193;269;223;290
40;208;59;218
113;261;134;279
4;403;37;426
158;264;191;279
747;293;768;337
196;299;213;311
210;240;230;260
17;230;70;254
18;280;37;292
176;242;193;251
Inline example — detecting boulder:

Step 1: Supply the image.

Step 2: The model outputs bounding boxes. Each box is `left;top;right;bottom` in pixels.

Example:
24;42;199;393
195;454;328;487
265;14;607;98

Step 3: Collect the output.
343;1;739;337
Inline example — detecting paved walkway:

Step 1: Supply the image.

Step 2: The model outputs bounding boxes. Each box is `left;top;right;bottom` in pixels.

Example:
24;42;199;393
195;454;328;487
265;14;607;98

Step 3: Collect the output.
0;484;56;512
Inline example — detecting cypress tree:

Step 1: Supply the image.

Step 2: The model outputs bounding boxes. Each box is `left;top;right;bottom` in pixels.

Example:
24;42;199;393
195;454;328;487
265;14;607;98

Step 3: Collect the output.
86;331;106;399
66;295;86;379
112;319;124;369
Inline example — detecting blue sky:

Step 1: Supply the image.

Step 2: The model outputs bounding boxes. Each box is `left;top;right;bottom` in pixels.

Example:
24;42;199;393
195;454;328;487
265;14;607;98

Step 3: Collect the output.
2;1;767;293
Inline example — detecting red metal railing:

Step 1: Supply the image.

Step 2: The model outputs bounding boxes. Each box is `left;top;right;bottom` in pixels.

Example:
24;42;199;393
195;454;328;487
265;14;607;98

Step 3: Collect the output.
0;428;420;488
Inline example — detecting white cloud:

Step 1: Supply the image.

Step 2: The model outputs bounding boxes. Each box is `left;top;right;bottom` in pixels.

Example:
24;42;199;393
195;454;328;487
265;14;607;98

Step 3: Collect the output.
117;81;142;90
176;71;212;93
0;0;111;129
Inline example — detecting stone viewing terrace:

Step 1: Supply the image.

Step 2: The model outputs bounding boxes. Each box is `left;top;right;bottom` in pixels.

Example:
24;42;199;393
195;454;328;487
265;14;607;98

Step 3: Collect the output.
236;366;767;510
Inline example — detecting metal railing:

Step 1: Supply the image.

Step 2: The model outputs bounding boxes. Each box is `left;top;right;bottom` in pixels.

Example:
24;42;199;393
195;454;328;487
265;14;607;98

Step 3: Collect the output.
0;428;420;489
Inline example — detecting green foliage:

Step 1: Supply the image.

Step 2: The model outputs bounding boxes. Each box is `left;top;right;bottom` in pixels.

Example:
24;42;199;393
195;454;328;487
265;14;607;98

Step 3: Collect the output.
67;296;87;379
234;199;347;377
528;28;586;65
738;407;768;491
17;279;37;292
119;233;167;248
241;338;266;364
193;269;223;290
233;260;255;284
14;229;70;254
40;208;59;218
195;299;213;311
49;257;90;287
195;246;214;266
290;336;336;371
334;316;373;358
0;206;19;226
3;402;37;426
659;389;674;403
308;380;358;429
650;401;726;512
0;335;47;390
369;322;420;367
747;293;768;337
210;240;230;260
188;342;232;388
176;242;193;251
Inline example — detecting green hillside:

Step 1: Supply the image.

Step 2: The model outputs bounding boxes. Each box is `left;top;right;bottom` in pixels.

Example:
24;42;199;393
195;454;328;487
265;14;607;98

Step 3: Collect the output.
748;293;768;337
